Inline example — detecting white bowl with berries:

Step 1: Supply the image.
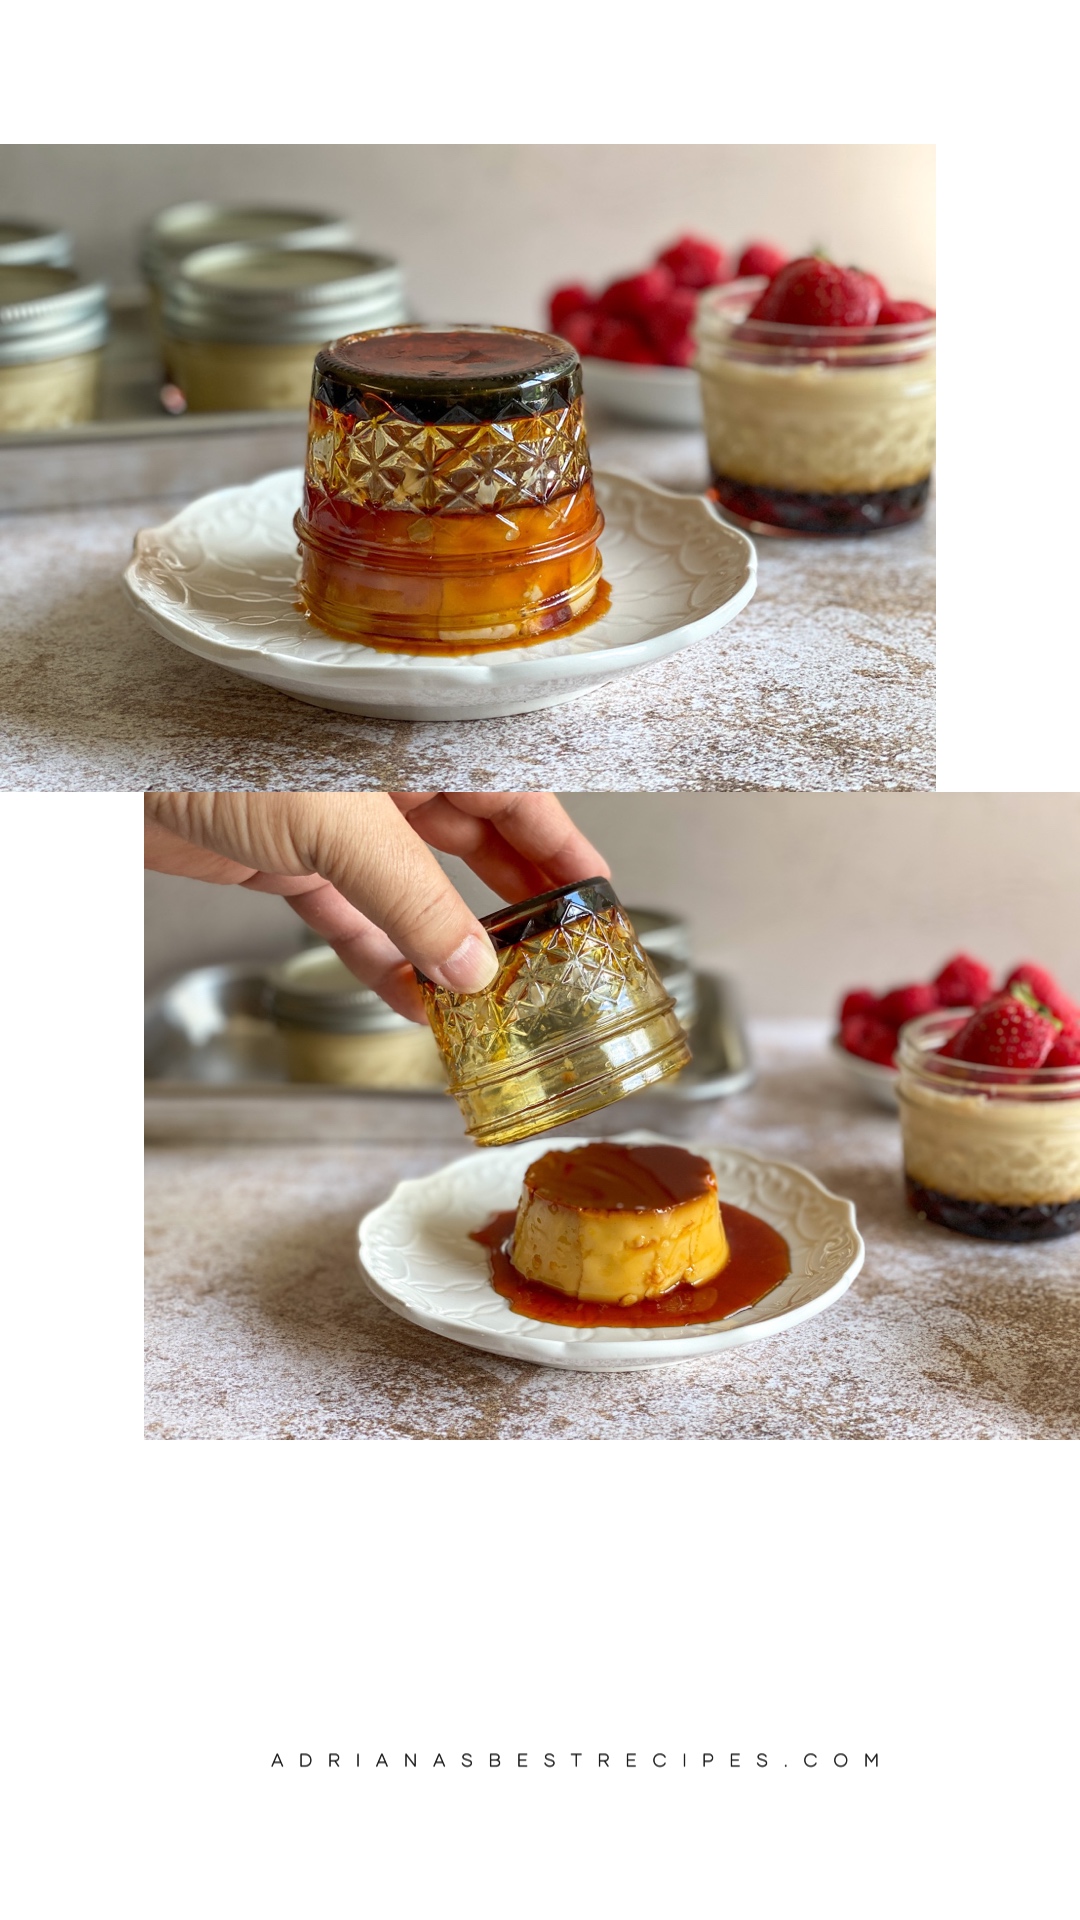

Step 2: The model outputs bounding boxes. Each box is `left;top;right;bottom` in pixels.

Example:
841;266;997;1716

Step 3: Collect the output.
547;236;787;430
831;955;1080;1111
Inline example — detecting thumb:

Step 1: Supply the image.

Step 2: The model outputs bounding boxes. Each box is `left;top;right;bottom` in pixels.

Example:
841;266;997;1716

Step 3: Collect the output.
302;794;500;994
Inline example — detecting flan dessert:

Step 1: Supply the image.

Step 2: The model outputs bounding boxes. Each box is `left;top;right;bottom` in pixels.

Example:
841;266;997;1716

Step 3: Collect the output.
509;1142;729;1305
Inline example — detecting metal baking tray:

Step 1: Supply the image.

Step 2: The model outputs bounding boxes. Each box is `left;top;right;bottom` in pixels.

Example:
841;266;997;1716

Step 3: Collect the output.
145;960;755;1140
1;292;307;512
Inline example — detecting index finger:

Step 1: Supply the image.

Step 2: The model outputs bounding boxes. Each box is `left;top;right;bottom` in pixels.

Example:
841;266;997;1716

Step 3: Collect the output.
391;792;610;900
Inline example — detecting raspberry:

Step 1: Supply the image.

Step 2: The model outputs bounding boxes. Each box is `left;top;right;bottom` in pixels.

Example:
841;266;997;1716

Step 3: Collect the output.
737;242;787;279
933;953;995;1008
597;266;675;321
656;235;729;290
589;315;659;364
876;983;939;1027
840;1014;898;1068
840;989;878;1021
641;287;698;365
1046;1022;1080;1068
548;284;594;333
877;299;935;324
749;256;883;327
557;309;598;356
949;988;1059;1070
1003;963;1079;1027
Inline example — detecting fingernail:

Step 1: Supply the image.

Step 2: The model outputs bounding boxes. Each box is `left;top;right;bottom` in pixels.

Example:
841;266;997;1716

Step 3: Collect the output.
432;933;499;995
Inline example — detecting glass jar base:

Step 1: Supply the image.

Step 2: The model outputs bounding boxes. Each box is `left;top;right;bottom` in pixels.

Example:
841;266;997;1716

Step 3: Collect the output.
905;1177;1080;1242
709;473;931;537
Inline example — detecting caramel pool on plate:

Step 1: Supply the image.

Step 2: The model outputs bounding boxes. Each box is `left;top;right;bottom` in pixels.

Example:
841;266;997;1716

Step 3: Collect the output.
295;323;605;651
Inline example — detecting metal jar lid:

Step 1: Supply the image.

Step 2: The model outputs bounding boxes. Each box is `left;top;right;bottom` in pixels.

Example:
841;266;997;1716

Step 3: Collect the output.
0;219;74;270
161;243;406;346
0;265;109;367
268;946;413;1034
626;906;693;967
139;201;355;287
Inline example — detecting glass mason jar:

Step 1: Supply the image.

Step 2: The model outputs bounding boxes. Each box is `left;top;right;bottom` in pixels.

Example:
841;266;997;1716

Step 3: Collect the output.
0;265;109;431
268;946;445;1089
295;323;605;651
139;200;355;358
160;243;405;413
0;220;74;270
897;1010;1080;1241
417;879;690;1146
695;278;935;536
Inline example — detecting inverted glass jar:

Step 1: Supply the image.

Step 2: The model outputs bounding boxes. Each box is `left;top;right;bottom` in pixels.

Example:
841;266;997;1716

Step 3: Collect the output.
0;220;74;270
417;879;690;1146
268;946;445;1089
696;278;935;536
898;1010;1080;1241
0;265;109;431
161;243;406;413
295;323;605;651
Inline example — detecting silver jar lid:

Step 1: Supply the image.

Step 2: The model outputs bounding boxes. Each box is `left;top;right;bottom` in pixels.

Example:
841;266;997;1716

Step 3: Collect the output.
139;201;356;287
0;265;109;367
268;946;414;1034
161;243;406;346
0;219;75;270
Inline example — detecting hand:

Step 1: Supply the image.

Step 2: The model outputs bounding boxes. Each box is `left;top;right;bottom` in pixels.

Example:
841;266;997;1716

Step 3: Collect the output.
144;792;609;1021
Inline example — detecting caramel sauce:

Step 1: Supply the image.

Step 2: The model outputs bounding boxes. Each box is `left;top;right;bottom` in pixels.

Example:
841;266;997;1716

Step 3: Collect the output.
522;1141;715;1210
471;1204;791;1328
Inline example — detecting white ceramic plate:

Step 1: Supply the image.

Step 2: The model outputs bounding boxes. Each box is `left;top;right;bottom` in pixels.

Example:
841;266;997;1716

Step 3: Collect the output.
582;357;704;428
122;467;755;722
831;1038;900;1111
358;1130;864;1372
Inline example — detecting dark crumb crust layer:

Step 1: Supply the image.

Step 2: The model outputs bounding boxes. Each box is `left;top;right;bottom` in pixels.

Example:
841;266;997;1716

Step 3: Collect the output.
906;1177;1080;1242
710;472;931;535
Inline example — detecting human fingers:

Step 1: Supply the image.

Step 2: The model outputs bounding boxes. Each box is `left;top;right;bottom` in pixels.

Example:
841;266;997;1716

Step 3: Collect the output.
391;792;610;898
242;871;424;1021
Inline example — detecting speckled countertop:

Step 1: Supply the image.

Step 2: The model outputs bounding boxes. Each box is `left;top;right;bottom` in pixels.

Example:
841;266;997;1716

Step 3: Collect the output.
2;415;933;793
144;1023;1078;1441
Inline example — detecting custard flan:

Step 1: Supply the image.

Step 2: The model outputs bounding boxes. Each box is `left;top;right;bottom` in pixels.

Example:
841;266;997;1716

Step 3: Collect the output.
509;1142;729;1306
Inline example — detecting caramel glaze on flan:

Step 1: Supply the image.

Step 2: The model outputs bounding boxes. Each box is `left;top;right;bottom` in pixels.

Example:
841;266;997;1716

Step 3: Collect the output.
509;1142;730;1306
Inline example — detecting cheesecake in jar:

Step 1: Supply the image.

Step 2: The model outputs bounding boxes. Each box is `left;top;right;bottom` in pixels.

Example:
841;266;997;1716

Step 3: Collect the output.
0;265;108;431
898;1011;1080;1241
295;323;606;650
696;274;935;536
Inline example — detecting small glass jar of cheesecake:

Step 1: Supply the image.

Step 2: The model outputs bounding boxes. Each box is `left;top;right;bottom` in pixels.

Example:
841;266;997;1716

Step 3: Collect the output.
161;243;405;413
418;879;689;1145
696;277;935;536
898;1011;1080;1241
268;945;445;1089
0;265;109;431
138;200;355;336
295;322;606;651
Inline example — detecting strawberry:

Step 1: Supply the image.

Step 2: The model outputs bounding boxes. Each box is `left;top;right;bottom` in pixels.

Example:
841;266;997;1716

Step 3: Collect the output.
877;299;935;325
597;265;675;321
557;308;598;356
589;315;659;364
641;287;698;365
948;987;1060;1070
933;953;995;1009
749;256;883;327
1003;963;1079;1027
840;1014;898;1068
737;241;787;279
840;989;878;1021
1046;1022;1080;1068
548;284;594;333
656;235;729;290
876;982;939;1027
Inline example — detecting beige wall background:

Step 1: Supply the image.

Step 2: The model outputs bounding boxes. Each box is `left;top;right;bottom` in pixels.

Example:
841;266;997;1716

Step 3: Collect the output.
144;795;1080;1013
2;145;935;322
